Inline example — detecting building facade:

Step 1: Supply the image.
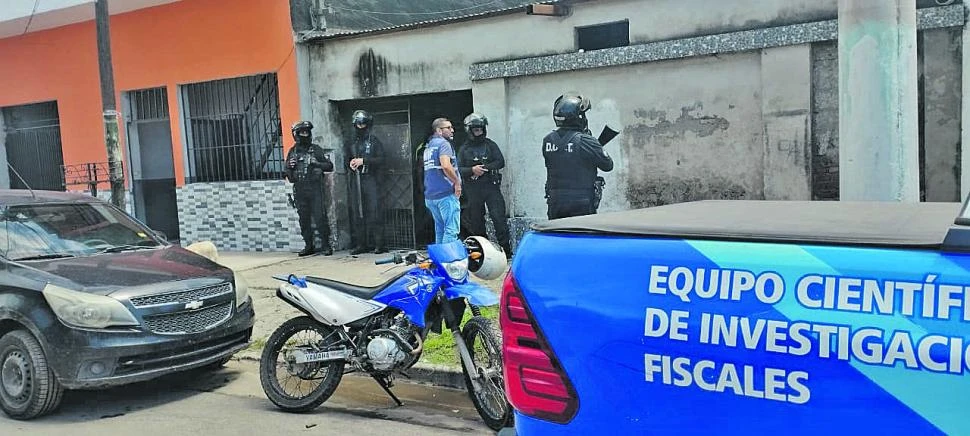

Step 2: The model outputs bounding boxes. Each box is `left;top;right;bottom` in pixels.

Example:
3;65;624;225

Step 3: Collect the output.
2;0;965;253
0;0;306;251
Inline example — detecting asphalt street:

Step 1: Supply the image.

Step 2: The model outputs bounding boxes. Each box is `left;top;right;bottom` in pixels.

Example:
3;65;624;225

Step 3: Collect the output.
0;359;493;435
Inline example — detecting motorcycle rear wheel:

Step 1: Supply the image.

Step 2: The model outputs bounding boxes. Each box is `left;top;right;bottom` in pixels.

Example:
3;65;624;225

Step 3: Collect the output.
461;316;513;430
259;316;345;412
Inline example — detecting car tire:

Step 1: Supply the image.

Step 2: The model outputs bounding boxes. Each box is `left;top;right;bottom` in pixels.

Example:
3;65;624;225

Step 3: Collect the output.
0;330;64;420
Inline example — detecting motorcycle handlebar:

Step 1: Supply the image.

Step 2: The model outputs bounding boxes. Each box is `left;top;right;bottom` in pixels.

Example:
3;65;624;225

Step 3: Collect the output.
375;253;402;265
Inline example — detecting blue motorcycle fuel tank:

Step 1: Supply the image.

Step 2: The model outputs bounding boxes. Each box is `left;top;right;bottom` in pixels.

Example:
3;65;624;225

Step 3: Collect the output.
372;241;499;327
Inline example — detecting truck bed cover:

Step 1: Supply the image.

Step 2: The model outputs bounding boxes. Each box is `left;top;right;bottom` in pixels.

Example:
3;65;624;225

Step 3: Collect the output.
531;200;961;248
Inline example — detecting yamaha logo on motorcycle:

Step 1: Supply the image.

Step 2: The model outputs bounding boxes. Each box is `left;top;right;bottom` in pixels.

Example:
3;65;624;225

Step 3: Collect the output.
257;237;512;431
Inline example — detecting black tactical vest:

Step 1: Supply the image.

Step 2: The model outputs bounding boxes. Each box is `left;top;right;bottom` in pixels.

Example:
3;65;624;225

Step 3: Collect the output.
543;130;597;192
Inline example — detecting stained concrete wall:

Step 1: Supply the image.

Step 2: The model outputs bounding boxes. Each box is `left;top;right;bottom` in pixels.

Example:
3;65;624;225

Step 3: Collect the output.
308;0;836;104
307;0;832;221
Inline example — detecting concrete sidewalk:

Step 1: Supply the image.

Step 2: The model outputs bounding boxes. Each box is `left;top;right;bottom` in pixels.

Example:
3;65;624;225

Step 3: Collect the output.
214;248;493;390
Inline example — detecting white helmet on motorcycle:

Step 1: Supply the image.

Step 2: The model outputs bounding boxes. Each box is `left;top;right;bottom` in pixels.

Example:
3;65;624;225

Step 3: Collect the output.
464;236;508;280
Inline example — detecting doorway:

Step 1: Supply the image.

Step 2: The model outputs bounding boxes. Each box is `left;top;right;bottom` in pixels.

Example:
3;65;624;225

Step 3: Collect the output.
1;101;65;191
337;90;473;248
123;87;180;241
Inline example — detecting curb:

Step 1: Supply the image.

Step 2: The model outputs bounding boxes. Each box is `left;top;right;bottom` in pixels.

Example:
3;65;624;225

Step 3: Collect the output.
234;353;466;390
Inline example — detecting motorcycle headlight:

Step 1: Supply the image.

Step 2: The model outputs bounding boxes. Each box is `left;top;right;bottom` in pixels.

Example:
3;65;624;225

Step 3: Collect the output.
42;284;139;329
234;273;250;307
442;258;469;281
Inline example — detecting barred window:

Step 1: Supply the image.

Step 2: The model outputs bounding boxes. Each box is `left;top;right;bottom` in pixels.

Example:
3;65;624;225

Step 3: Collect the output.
180;74;284;183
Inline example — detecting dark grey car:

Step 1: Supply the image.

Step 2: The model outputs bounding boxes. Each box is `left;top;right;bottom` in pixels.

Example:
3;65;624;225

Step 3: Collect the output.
0;190;254;419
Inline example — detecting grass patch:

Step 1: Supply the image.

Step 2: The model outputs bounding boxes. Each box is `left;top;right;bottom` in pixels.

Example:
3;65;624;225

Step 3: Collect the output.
419;305;499;366
247;337;267;351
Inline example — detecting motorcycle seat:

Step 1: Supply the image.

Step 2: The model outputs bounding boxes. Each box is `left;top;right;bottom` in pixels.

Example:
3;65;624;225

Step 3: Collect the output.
304;270;408;301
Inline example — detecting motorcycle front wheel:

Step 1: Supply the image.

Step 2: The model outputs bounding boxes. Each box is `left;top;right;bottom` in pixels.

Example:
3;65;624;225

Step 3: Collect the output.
259;316;345;412
461;316;513;430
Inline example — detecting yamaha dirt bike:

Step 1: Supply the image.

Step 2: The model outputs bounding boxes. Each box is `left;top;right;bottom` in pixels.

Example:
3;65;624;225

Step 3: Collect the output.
258;237;512;430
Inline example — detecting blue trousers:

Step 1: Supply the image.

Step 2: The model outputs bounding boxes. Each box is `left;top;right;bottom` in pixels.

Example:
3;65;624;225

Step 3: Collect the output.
425;195;461;244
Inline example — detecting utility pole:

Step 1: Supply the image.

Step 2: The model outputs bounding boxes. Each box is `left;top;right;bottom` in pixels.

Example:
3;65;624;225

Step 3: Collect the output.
95;0;125;209
837;0;919;202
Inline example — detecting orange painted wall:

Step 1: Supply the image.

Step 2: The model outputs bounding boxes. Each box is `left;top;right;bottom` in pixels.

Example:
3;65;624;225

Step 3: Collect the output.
0;0;300;187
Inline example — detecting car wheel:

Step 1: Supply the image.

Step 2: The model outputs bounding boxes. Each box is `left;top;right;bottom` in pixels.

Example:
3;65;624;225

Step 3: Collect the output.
0;330;64;420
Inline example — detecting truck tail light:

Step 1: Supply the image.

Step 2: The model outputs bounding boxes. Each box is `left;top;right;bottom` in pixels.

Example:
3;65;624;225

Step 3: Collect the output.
501;273;578;424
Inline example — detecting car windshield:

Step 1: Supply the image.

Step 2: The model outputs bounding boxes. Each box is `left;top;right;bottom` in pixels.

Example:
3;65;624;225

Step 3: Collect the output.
0;202;162;261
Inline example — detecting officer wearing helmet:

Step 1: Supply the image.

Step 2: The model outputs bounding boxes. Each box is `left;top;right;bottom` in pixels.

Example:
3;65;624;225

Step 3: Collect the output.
457;112;512;257
285;120;334;256
542;93;614;219
346;109;387;254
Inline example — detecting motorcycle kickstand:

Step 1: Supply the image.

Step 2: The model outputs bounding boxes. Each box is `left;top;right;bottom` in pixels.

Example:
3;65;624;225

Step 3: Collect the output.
372;375;403;406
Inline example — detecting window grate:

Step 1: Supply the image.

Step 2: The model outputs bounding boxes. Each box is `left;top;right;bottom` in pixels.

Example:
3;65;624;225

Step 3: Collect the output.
181;74;284;183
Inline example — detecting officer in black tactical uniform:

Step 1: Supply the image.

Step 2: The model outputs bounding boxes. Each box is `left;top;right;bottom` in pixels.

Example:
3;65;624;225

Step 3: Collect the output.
457;113;512;257
542;93;614;219
285;121;334;256
346;110;387;254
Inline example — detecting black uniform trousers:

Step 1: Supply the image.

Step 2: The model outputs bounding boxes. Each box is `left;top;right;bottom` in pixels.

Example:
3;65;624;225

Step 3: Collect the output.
547;189;594;220
350;174;383;249
295;183;329;249
464;182;512;254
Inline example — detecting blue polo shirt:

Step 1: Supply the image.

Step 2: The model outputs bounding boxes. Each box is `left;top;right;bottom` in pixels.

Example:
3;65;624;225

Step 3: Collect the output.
423;135;458;200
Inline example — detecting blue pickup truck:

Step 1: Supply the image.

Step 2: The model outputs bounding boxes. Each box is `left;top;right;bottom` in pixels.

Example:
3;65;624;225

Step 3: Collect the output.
501;200;970;435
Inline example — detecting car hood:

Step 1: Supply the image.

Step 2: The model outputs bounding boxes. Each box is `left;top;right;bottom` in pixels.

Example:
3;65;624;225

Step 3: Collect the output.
8;246;232;294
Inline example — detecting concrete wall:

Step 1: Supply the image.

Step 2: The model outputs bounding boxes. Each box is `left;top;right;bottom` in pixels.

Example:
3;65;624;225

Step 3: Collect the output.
922;27;962;202
811;28;963;202
309;0;835;103
307;0;834;219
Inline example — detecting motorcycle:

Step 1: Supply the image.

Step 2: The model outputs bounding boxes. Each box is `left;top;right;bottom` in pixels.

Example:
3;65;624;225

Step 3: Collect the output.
258;236;512;430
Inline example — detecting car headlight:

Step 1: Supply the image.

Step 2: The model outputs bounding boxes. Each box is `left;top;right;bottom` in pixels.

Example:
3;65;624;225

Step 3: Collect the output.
234;273;250;307
42;284;139;329
442;258;469;281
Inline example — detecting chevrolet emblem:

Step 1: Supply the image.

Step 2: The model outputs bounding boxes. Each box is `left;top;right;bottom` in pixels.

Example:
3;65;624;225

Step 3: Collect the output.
185;300;204;310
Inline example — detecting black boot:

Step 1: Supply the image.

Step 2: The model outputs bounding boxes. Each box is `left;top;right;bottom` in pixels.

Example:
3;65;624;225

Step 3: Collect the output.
321;245;333;256
298;245;316;257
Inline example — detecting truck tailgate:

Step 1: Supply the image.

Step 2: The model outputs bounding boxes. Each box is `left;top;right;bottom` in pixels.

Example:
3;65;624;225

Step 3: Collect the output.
506;231;970;435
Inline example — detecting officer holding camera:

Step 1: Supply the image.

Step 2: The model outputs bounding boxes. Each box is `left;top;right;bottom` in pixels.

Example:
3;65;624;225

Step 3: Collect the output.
285;121;334;256
457;113;512;257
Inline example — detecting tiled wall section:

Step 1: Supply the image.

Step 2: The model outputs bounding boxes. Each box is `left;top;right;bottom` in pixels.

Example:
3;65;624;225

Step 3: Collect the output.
176;180;303;252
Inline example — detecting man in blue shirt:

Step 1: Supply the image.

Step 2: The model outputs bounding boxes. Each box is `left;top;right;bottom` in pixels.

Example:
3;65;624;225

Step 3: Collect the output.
422;118;462;244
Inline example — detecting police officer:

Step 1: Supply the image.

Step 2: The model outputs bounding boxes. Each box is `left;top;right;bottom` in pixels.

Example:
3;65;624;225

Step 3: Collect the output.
542;93;614;219
285;121;334;256
457;113;512;257
346;110;387;254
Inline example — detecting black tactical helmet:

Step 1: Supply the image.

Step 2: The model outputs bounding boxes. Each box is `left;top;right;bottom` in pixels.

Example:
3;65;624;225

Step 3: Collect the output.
291;120;313;140
463;112;488;137
553;93;591;128
351;110;373;128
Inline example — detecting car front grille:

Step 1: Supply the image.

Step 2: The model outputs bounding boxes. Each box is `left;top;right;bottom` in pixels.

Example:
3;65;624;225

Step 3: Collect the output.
143;302;233;335
130;283;233;308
